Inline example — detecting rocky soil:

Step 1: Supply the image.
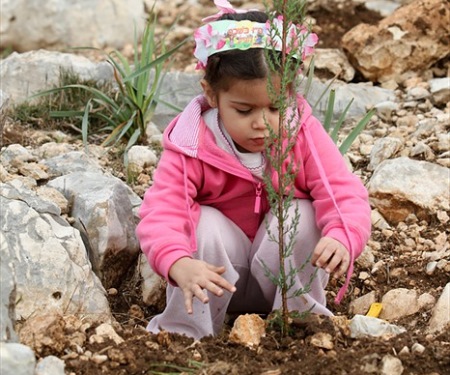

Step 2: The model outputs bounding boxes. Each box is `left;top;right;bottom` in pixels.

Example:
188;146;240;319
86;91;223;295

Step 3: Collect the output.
1;0;449;374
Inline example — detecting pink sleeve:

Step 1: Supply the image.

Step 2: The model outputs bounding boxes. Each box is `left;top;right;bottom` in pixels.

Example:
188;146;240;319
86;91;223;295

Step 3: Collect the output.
299;106;371;258
136;150;202;281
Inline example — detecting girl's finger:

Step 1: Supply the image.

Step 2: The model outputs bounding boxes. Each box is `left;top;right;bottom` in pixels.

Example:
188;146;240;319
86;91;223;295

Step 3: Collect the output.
324;252;343;274
206;264;226;274
314;247;334;268
334;258;349;279
183;291;194;314
205;281;224;297
192;285;209;304
212;276;236;294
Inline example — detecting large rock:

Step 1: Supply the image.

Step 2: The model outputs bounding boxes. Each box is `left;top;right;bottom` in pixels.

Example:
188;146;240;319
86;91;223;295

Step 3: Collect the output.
299;79;395;123
304;48;355;82
342;0;450;83
0;180;111;324
0;342;36;375
48;172;142;288
0;0;145;52
368;157;450;224
0;236;17;343
0;50;113;104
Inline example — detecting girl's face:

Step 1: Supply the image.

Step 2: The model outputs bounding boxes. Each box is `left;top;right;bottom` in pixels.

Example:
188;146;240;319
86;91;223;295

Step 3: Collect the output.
202;77;281;153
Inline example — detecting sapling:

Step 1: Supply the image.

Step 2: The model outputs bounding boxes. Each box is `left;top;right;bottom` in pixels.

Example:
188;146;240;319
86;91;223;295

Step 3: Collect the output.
261;0;374;336
261;0;318;336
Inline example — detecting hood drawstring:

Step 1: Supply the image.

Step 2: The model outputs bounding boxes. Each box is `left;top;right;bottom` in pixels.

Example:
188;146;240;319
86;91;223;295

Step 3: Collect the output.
303;127;355;304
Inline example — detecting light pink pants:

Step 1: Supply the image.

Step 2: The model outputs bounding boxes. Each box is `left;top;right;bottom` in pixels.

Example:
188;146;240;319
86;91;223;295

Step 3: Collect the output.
147;199;331;339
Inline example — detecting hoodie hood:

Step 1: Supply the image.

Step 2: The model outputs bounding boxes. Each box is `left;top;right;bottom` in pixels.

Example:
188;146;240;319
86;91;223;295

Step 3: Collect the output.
164;95;211;158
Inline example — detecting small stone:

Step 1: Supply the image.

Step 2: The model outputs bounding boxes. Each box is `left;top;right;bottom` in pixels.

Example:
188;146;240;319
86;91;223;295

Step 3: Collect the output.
437;211;449;224
156;331;171;347
379;288;420;321
418;293;436;311
356;246;376;269
425;261;438;275
381;354;404;375
371;260;386;274
107;288;118;296
398;346;410;357
91;354;108;364
90;323;124;345
192;349;202;361
407;86;430;100
358;271;370;280
229;314;266;349
411;342;426;354
309;332;334;350
371;210;391;230
260;370;282;375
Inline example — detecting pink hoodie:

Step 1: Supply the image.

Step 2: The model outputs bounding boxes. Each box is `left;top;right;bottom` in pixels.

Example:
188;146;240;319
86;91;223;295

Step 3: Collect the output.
136;94;371;302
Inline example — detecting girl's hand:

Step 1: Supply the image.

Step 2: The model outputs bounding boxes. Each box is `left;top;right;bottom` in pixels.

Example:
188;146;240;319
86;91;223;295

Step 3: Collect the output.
168;257;236;314
311;237;350;279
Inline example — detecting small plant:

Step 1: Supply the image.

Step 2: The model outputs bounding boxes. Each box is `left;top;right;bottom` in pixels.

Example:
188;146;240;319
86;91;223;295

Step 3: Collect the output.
261;0;317;336
33;11;187;163
10;69;105;131
262;0;373;337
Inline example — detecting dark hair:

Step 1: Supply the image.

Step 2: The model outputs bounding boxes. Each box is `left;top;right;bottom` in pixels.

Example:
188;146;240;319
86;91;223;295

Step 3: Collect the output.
203;11;282;92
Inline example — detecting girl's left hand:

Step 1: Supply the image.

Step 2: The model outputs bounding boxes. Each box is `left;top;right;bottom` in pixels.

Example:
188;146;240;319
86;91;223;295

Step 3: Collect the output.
311;237;350;279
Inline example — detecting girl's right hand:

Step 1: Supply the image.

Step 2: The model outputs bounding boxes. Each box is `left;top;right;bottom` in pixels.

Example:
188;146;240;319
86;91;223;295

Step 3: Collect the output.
168;257;236;314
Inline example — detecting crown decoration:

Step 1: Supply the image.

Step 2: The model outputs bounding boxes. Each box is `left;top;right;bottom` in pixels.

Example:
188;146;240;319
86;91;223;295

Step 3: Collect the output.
193;0;318;70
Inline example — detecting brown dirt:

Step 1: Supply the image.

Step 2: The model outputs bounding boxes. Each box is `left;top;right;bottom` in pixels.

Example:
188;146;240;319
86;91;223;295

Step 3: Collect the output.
5;1;450;375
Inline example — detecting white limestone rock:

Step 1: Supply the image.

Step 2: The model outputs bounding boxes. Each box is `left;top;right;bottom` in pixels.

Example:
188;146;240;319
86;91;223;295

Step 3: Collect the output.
427;283;450;335
0;0;145;52
368;157;450;224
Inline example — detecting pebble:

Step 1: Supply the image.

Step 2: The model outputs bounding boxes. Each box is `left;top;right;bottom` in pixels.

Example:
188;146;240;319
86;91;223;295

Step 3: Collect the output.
407;87;430;100
426;261;438;275
411;343;426;355
398;346;410;357
107;288;118;296
381;354;404;375
309;332;334;350
91;354;108;364
359;271;370;280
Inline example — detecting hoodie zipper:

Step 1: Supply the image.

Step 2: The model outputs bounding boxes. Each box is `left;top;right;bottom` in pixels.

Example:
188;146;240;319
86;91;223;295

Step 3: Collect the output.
254;182;262;214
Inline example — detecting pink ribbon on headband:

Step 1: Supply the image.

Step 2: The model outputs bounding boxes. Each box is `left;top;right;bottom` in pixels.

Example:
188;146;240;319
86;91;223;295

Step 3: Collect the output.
202;0;256;22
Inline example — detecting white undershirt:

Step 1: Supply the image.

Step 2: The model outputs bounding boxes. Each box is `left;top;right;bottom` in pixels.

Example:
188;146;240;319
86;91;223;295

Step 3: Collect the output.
203;108;266;179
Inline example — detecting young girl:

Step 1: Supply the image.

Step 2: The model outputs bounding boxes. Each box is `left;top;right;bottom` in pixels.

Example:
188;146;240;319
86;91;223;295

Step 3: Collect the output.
136;0;371;340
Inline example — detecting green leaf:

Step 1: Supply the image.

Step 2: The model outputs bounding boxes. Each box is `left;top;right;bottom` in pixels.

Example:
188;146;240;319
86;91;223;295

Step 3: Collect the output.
49;110;85;118
156;98;183;113
330;98;354;142
123;39;187;83
311;77;336;113
81;98;93;151
338;108;375;154
322;89;335;133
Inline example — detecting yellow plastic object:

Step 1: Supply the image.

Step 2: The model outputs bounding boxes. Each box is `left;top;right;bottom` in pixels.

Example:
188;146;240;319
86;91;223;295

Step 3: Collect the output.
366;303;383;318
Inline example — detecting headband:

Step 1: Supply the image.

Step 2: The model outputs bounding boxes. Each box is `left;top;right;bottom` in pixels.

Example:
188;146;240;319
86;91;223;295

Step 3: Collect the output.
193;0;318;70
